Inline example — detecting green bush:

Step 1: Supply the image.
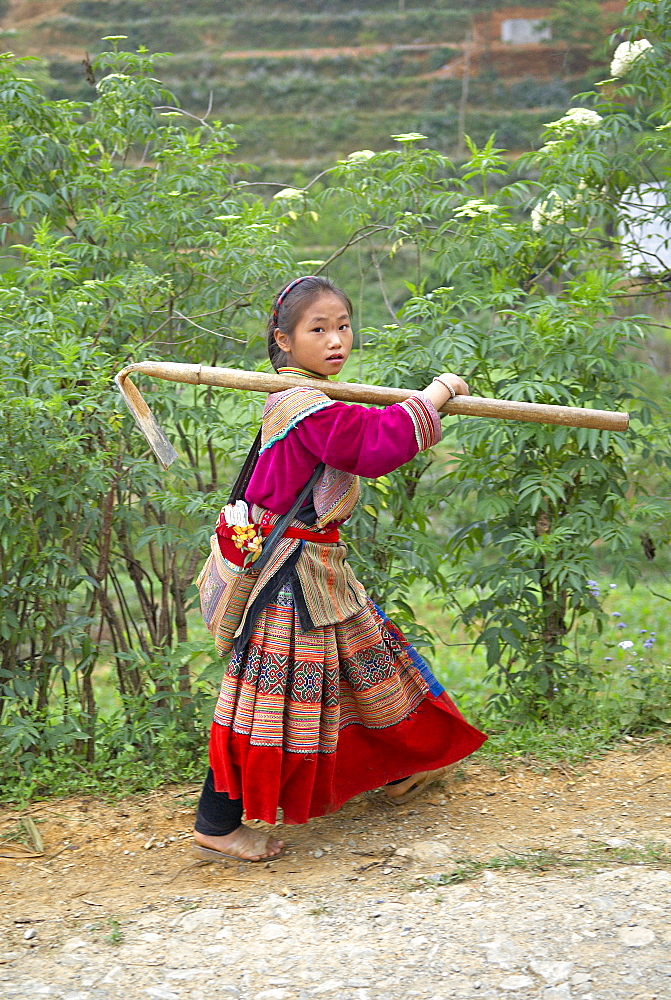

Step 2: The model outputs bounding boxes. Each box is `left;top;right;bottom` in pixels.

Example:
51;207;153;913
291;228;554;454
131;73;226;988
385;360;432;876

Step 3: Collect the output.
0;46;294;776
65;0;546;15
230;108;555;160
66;1;476;18
202;47;459;80
43;55;579;122
169;74;432;116
49;11;470;51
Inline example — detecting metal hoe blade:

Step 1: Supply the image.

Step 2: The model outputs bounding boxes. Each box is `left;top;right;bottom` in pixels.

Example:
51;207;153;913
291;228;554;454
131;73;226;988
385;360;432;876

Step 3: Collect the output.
115;371;178;469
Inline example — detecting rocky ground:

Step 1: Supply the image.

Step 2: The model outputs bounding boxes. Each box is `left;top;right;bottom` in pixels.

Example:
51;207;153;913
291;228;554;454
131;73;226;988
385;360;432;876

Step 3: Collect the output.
1;743;670;1000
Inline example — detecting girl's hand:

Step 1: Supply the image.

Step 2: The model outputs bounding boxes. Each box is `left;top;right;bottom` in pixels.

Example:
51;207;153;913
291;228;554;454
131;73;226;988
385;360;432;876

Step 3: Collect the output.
436;372;469;396
422;372;470;409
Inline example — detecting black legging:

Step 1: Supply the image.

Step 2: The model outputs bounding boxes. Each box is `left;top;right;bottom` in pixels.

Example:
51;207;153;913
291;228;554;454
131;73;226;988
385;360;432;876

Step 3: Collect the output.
194;767;409;837
194;768;243;836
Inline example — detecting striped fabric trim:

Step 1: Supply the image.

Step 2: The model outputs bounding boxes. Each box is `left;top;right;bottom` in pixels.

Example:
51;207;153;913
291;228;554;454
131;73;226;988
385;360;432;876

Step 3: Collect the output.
277;365;328;380
295;540;366;625
314;464;360;527
398;393;442;451
338;664;426;736
197;535;256;657
260;387;333;453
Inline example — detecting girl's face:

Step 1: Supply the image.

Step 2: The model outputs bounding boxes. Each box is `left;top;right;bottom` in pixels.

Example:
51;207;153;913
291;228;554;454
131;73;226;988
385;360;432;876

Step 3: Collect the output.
274;292;353;378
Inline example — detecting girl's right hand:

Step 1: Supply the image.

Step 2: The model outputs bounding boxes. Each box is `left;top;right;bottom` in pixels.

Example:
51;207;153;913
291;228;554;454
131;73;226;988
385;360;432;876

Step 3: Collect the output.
422;372;470;409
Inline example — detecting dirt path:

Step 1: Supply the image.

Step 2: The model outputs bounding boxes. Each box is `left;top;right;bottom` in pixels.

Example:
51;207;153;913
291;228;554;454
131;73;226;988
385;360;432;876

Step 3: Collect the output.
1;744;670;999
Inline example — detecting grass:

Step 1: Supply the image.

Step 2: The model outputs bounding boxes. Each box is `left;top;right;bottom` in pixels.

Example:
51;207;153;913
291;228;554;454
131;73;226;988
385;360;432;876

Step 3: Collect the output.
0;722;210;806
477;723;669;765
95;577;667;790
589;581;671;664
411;841;671;888
232;108;552;161
104;918;124;946
408;574;671;763
412;572;671;680
408;584;489;710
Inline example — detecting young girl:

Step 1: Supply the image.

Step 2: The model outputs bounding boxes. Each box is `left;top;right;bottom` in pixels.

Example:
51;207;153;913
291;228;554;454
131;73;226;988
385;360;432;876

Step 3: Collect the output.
193;275;486;862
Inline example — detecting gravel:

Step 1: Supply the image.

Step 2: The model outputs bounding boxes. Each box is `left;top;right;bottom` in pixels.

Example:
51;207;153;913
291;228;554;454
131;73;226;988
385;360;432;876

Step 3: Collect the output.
0;866;670;999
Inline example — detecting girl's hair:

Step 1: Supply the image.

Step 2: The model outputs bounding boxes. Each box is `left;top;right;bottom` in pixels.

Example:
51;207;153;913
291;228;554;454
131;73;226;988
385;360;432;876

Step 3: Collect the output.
266;275;353;371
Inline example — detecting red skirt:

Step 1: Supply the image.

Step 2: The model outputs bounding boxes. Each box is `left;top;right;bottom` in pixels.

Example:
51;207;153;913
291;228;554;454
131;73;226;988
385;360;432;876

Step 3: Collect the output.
209;583;486;825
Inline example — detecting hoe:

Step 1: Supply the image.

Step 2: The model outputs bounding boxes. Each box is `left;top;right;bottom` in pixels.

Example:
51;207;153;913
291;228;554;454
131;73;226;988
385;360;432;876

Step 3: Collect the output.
115;361;629;470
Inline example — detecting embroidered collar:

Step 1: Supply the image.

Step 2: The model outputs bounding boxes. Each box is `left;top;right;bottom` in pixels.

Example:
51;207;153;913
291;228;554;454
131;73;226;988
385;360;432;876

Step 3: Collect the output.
277;365;328;380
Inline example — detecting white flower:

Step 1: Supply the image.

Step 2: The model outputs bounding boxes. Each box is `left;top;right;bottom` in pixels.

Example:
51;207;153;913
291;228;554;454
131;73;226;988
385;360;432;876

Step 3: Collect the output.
273;187;304;201
391;132;427;143
453;199;498;219
610;39;653;78
347;149;375;161
544;107;603;135
618;640;634;649
531;189;568;230
531;182;590;231
539;139;565;154
95;71;131;92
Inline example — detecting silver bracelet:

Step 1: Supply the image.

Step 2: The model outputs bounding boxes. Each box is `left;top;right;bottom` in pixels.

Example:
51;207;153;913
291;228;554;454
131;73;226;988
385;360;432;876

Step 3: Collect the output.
432;376;456;399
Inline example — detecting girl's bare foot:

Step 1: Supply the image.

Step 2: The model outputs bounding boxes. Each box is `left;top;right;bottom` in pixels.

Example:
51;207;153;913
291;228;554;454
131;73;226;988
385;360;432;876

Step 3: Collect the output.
384;766;452;805
385;773;426;800
193;824;284;862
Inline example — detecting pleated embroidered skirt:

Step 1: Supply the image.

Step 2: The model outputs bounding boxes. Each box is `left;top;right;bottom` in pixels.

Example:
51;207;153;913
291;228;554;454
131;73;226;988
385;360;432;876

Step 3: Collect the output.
209;582;486;824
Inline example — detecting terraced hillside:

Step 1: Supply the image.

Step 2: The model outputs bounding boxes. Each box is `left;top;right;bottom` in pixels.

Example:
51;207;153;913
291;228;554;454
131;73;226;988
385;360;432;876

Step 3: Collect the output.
1;0;625;169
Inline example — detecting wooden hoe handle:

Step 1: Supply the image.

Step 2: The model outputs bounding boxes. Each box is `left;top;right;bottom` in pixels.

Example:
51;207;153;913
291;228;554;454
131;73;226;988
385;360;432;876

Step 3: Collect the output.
117;361;629;430
115;361;629;468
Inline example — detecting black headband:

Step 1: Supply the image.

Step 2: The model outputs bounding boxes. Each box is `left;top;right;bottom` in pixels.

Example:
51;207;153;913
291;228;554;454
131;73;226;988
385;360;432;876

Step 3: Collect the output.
272;275;318;326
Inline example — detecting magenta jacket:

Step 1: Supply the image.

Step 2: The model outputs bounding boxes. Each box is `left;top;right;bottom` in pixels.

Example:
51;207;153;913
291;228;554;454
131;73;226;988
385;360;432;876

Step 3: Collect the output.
246;390;442;517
